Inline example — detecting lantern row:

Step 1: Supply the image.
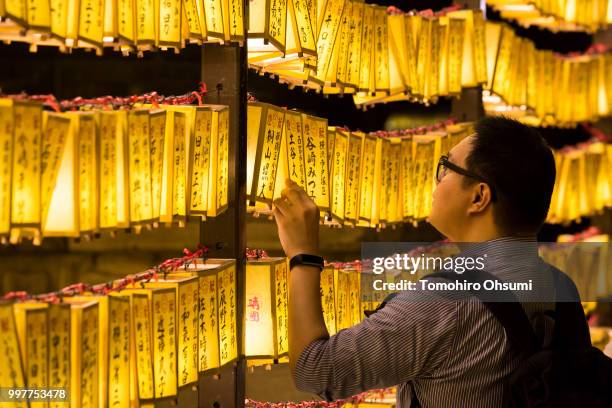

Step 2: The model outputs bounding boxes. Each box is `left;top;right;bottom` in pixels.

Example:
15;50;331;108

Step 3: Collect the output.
0;0;245;53
0;99;230;245
249;2;488;107
487;0;611;33
484;21;611;126
247;101;474;228
548;140;612;224
245;387;398;408
0;258;237;408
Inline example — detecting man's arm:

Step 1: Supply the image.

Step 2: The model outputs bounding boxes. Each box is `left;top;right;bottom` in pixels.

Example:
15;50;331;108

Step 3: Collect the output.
272;179;329;372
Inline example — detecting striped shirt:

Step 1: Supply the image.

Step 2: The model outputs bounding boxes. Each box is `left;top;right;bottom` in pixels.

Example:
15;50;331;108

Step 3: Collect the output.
294;237;571;407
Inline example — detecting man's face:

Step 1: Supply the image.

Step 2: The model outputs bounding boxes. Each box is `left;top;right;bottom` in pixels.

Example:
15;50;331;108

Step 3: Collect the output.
429;135;477;240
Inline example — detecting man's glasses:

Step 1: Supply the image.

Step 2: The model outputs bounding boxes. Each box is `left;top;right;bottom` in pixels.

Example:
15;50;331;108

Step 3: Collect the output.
436;155;496;200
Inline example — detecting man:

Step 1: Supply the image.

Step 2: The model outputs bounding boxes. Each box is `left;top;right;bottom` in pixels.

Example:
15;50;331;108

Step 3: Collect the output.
272;116;579;407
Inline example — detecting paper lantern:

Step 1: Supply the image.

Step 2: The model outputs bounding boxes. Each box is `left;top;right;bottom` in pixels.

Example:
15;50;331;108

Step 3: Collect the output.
148;110;166;222
358;5;375;93
50;0;69;40
387;12;409;96
158;0;182;48
342;0;364;90
334;267;351;331
282;110;307;189
78;0;104;48
245;257;289;362
13;302;49;404
10;101;42;243
48;303;71;408
0;99;13;241
170;259;236;373
248;0;289;57
412;134;441;220
373;6;390;94
144;276;200;388
126;109;154;225
285;0;316;57
320;265;337;335
135;0;155;47
0;301;27;408
301;113;330;212
377;139;392;224
357;134;377;225
126;292;154;401
348;267;362;326
399;136;413;222
217;258;238;366
369;136;383;226
247;102;286;209
101;111;130;230
308;0;346;87
329;127;349;223
125;287;178;399
387;139;402;224
206;105;230;217
66;295;131;408
43;112;79;238
344;131;363;225
69;300;100;408
188;107;213;218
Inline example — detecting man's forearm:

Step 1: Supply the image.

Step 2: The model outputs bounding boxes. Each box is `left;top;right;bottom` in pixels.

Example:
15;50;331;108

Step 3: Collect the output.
288;264;330;372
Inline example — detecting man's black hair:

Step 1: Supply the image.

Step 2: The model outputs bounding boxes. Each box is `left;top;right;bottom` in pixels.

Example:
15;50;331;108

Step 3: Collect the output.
465;116;556;234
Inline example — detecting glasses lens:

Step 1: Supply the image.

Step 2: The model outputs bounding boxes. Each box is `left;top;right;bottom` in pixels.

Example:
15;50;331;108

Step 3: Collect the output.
436;157;445;182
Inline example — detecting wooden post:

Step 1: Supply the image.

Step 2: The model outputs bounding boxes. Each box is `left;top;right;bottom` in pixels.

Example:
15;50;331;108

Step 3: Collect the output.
198;41;248;408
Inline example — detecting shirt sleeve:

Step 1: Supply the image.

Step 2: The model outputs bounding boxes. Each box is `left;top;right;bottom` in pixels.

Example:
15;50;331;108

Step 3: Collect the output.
293;295;459;400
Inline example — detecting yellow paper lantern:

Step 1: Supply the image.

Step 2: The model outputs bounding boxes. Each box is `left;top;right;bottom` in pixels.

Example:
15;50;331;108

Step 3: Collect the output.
206;105;230;217
302;113;331;212
308;0;346;87
357;134;377;225
98;111;129;230
248;0;289;57
48;303;71;408
373;6;390;94
0;301;28;408
43;112;79;238
334;267;351;331
358;5;375;93
320;265;337;335
188;107;213;219
343;0;365;90
283;110;307;189
2;0;26;25
369;136;383;226
10;101;43;244
50;0;69;40
347;266;361;326
245;257;289;362
126;109;154;225
329;127;349;223
78;0;104;48
13;302;49;407
41;112;70;231
399;136;413;222
158;0;182;48
285;0;317;57
246;102;286;209
0;99;14;241
126;292;154;401
217;259;238;366
344;131;363;225
69;300;100;408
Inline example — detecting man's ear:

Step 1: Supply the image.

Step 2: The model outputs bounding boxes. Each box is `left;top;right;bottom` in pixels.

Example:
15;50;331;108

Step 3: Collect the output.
468;183;492;214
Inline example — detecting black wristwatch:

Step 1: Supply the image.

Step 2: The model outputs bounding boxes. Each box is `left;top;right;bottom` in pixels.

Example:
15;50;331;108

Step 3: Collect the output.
289;254;325;271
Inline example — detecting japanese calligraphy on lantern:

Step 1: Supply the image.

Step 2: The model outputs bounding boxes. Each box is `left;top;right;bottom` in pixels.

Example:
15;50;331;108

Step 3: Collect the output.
152;288;177;398
348;269;361;326
412;137;436;219
136;0;155;44
149;110;166;220
310;0;345;84
334;268;350;331
228;0;244;41
301;114;330;210
267;0;288;51
284;111;307;189
107;296;130;408
0;302;27;408
358;134;377;223
76;114;98;234
343;0;364;89
289;0;316;55
213;108;229;215
158;0;181;46
127;110;153;224
184;0;203;40
0;101;13;238
40;114;69;226
427;19;441;99
118;0;135;42
320;266;336;335
332;0;352;86
472;10;487;84
131;293;154;399
99;112;119;229
14;303;48;408
387;141;401;223
245;260;276;358
173;111;188;220
358;5;374;92
189;107;213;216
79;0;104;45
344;132;363;223
400;137;413;221
11;101;42;229
194;268;220;372
71;302;99;408
374;7;389;93
204;0;224;39
50;0;68;38
48;303;70;408
330;128;348;222
218;263;237;366
274;260;289;356
249;103;285;205
448;18;465;95
378;139;391;223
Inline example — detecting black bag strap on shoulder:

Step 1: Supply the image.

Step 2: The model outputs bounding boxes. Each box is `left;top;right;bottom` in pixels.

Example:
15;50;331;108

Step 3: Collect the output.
427;270;540;356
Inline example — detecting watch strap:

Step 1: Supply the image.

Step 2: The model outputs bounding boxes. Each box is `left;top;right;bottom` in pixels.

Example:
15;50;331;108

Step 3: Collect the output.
290;254;325;271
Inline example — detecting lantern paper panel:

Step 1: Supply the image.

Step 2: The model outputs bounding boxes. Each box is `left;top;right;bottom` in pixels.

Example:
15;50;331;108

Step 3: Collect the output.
74;113;99;235
412;135;439;220
357;134;377;224
245;258;289;361
151;288;178;399
70;301;99;408
127;110;154;225
48;303;71;408
129;292;155;400
144;276;200;387
334;268;351;331
148;110;167;222
0;302;27;408
218;262;238;366
207;106;230;217
284;110;307;190
330;128;349;223
99;111;129;230
11;101;43;243
302;113;331;212
188;107;213;218
320;266;337;335
344;132;363;225
348;268;361;326
13;303;48;408
0;100;13;240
